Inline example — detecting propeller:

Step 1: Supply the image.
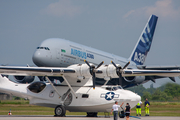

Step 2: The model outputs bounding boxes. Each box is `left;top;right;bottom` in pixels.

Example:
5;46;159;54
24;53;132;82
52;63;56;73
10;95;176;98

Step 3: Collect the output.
111;61;130;86
84;60;104;89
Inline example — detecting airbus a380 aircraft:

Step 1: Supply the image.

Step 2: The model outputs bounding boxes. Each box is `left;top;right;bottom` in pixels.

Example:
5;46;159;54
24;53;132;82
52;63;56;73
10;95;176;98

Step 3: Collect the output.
31;14;177;88
0;14;180;117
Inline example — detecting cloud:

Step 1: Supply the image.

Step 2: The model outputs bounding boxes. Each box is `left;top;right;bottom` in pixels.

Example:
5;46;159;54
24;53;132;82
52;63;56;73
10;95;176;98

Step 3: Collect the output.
124;0;180;19
123;10;135;18
145;0;180;18
41;0;81;18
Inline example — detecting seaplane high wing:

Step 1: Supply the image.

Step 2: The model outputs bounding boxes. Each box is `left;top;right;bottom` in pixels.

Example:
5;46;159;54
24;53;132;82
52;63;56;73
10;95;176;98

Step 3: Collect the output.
0;65;180;87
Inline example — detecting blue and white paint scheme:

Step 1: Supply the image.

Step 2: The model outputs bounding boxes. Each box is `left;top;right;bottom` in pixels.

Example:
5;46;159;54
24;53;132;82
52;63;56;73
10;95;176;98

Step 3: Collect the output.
129;15;158;65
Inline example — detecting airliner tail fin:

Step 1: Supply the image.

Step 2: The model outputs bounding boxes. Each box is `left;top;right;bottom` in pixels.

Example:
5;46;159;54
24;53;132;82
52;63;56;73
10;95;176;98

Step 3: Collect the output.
129;15;158;65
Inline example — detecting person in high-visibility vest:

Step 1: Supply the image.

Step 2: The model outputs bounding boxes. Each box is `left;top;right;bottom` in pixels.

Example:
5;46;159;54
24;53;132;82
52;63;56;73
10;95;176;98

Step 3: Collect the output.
136;101;142;116
144;98;150;116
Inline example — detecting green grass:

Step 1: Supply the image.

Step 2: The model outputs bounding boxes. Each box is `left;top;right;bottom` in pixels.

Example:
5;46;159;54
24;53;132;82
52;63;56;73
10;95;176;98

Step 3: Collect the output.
0;100;29;104
0;100;180;116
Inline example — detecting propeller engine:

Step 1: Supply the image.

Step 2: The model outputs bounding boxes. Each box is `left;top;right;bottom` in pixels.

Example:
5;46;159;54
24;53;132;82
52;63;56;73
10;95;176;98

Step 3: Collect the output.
84;60;104;89
111;61;130;86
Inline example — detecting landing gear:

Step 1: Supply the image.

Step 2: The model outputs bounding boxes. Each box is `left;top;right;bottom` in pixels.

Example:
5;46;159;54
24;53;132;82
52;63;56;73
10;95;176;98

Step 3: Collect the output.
54;105;66;117
86;112;98;117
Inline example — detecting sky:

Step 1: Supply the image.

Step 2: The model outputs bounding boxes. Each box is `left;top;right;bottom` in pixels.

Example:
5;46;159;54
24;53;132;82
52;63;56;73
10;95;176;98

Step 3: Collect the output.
0;0;180;88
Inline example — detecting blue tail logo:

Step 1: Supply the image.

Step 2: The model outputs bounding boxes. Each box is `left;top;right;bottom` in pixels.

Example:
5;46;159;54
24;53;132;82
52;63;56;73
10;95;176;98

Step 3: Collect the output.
129;15;158;65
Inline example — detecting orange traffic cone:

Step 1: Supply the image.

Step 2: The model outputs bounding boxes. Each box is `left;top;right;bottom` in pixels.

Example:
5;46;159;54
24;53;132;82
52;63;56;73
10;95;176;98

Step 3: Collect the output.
8;109;12;115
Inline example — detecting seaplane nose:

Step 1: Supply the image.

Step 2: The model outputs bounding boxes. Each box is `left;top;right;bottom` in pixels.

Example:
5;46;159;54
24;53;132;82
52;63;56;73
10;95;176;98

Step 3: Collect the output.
129;91;141;102
136;94;141;102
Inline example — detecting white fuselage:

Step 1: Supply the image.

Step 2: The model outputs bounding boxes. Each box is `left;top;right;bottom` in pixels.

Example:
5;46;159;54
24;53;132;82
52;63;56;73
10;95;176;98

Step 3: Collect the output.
0;75;140;112
32;38;136;68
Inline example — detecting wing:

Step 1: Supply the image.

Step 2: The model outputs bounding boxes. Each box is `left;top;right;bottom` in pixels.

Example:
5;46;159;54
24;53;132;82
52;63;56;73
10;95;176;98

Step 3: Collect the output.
122;69;180;77
1;65;180;78
137;65;180;70
0;66;75;76
136;65;180;82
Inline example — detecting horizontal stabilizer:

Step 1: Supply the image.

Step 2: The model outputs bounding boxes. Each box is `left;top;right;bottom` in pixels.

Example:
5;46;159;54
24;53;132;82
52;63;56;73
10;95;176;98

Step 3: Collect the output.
169;77;176;82
150;79;156;83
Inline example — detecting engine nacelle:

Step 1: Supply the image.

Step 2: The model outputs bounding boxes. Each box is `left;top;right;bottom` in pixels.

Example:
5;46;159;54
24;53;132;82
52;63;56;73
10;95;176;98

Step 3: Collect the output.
96;64;119;79
68;64;92;79
124;76;145;84
14;76;35;83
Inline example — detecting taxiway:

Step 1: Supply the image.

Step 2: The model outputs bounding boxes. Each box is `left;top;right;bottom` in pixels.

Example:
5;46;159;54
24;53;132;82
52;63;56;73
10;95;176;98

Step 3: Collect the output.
0;116;179;120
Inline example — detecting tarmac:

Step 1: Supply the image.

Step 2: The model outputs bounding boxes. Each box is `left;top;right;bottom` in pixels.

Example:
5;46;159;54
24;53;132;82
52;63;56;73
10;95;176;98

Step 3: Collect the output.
0;115;180;120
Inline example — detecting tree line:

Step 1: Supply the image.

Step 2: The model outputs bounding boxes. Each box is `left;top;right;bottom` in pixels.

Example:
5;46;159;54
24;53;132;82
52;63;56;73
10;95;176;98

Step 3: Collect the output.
126;83;180;101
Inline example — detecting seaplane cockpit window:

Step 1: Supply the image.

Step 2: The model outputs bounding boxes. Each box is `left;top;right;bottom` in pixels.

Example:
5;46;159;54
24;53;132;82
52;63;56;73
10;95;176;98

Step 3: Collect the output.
106;87;112;91
118;86;123;89
105;86;123;91
112;87;118;91
27;82;46;93
37;47;50;50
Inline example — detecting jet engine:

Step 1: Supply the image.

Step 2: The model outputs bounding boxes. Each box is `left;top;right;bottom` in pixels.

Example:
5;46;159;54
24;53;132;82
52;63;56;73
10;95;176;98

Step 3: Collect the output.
14;76;35;83
124;76;145;84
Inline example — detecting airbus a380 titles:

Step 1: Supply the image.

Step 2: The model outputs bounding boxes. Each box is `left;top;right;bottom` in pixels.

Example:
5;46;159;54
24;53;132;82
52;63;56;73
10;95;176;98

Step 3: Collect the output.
0;15;180;117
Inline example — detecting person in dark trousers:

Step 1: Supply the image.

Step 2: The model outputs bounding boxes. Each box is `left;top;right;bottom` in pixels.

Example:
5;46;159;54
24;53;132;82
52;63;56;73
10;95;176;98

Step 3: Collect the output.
124;103;131;120
144;98;150;116
111;101;124;120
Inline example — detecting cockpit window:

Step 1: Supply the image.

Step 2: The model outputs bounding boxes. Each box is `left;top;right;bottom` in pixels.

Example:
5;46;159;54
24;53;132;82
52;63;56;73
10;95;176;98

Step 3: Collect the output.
37;47;50;50
27;81;46;93
105;86;123;91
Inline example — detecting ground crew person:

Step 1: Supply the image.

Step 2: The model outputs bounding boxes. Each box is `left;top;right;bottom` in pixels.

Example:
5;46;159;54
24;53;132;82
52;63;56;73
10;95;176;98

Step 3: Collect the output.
111;101;124;120
144;98;150;116
125;103;131;120
136;100;142;116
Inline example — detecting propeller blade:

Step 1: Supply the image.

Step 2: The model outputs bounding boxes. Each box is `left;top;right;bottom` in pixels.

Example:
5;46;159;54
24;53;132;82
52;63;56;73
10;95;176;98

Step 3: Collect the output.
119;73;123;86
111;61;118;69
84;60;99;89
84;60;91;68
123;61;130;69
96;61;104;69
92;73;96;89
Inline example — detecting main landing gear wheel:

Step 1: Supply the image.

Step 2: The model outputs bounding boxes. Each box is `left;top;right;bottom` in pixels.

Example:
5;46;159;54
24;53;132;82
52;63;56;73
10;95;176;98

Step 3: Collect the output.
86;112;98;117
54;105;66;117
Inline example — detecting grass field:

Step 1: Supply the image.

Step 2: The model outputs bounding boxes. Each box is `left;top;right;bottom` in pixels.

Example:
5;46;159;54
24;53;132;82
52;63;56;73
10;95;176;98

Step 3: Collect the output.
0;100;180;116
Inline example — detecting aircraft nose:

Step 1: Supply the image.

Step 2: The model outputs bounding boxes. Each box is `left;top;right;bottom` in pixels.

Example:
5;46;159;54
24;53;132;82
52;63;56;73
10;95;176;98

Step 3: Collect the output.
129;91;141;102
32;50;45;66
135;94;141;102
